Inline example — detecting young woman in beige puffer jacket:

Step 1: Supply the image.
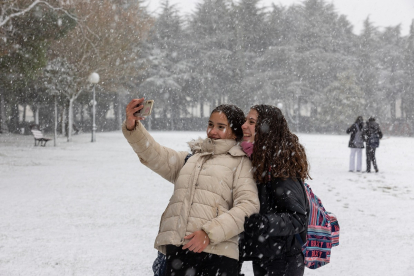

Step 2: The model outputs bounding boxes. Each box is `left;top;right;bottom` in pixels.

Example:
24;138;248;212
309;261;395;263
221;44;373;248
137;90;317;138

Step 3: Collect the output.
123;99;259;276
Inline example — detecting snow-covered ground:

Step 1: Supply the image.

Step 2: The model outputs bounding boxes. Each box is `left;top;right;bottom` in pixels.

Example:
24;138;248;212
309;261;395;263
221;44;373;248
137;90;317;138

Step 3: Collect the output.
0;131;413;276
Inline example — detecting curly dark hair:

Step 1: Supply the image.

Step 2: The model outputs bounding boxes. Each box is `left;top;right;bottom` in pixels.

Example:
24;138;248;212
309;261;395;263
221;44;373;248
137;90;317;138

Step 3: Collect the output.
250;104;311;182
211;104;245;141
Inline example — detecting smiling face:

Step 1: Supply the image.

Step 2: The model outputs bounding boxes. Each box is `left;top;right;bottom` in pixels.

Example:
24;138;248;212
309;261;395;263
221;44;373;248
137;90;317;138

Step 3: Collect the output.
207;111;236;140
241;109;258;143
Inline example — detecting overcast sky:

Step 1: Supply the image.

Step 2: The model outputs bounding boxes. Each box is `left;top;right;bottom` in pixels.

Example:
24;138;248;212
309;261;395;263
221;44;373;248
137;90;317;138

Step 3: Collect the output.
144;0;414;36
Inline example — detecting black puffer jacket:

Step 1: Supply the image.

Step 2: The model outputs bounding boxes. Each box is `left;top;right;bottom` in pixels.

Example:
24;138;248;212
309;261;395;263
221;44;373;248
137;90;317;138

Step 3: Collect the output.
363;121;383;148
240;178;309;261
346;122;365;148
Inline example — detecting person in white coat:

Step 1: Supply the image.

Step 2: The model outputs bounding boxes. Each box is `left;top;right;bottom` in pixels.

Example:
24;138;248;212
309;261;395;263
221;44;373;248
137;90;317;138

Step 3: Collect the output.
346;116;365;172
123;98;259;276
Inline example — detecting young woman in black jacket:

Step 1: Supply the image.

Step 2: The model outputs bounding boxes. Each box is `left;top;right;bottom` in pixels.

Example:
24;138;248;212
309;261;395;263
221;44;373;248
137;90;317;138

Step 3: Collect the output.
239;104;310;276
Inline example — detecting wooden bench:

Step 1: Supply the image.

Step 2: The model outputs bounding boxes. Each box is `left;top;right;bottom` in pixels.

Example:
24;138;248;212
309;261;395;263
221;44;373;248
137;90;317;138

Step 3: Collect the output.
31;129;52;147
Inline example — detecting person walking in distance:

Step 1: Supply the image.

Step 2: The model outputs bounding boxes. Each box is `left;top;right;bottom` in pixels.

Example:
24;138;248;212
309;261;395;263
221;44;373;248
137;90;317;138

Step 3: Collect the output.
363;117;383;173
346;116;365;172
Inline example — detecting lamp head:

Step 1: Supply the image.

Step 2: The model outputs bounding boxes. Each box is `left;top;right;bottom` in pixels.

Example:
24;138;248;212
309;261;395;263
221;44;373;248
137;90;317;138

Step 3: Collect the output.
88;72;100;84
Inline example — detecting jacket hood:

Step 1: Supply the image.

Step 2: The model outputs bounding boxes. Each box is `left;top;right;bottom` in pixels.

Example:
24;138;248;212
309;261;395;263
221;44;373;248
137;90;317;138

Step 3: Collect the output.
187;137;246;157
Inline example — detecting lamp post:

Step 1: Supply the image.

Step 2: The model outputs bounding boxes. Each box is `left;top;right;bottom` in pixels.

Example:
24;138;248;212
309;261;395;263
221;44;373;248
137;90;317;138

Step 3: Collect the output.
277;102;283;110
88;72;99;142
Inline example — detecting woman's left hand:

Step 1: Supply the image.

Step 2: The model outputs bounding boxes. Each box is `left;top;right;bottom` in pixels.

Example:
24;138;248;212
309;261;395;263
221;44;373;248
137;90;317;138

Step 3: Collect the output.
244;213;268;236
182;230;210;253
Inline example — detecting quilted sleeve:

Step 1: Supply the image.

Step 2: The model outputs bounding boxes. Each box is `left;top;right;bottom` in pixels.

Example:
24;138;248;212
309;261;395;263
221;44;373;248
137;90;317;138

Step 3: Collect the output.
122;121;189;183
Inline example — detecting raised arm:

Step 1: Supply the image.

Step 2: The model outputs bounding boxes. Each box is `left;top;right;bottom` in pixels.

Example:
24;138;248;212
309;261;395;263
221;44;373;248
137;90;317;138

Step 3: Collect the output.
123;99;188;183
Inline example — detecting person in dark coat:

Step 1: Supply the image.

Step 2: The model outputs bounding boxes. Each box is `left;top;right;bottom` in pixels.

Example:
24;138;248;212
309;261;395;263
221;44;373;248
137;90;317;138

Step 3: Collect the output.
239;104;310;276
363;117;383;173
346;116;365;172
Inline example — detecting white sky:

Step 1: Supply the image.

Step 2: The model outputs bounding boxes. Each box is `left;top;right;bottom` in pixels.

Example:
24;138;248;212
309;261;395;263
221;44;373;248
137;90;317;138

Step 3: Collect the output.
144;0;414;36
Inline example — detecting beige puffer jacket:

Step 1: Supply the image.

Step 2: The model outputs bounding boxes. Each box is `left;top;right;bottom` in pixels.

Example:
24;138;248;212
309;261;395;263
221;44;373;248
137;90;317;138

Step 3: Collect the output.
122;121;259;260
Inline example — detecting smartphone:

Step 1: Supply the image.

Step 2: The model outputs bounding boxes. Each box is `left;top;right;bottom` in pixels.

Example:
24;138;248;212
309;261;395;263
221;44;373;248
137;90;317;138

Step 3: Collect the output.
134;100;154;117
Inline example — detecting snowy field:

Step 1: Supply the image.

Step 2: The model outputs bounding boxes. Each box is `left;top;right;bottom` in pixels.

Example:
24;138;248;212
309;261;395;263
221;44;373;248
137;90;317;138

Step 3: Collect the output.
0;130;413;276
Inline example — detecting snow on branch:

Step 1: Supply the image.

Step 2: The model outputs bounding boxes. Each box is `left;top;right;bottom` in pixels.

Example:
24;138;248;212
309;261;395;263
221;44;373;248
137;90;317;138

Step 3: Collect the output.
0;0;77;28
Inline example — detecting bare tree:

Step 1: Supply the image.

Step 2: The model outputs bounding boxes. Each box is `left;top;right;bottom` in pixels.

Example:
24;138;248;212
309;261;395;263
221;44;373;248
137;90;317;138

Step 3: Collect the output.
48;0;152;141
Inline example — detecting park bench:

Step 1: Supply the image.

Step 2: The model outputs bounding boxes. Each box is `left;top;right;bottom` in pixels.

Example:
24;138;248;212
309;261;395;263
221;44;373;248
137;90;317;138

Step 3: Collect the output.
31;129;52;147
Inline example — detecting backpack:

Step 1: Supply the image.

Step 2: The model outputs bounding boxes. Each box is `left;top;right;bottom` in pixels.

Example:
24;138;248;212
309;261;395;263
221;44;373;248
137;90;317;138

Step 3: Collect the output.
296;183;340;269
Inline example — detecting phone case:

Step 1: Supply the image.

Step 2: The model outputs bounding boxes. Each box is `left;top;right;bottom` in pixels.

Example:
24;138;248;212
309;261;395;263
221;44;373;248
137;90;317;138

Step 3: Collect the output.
135;100;154;117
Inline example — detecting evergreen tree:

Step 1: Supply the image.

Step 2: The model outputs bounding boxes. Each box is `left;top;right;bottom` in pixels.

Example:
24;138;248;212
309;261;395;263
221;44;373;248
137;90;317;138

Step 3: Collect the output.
0;6;76;133
231;0;267;109
244;4;297;108
356;17;380;117
377;25;405;122
139;1;191;129
188;0;235;115
319;71;364;132
404;20;414;134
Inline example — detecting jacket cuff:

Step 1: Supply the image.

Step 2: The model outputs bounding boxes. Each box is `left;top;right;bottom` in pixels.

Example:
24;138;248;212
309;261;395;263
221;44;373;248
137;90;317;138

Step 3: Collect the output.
122;120;139;132
202;221;225;246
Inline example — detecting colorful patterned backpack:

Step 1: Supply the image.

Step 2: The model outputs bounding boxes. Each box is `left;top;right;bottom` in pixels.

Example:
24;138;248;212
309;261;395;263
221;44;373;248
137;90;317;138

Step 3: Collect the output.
297;183;340;269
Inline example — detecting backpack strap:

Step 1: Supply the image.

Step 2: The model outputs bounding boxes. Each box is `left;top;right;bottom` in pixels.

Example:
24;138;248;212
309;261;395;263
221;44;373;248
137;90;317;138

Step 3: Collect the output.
184;153;192;164
295;178;309;247
295;233;304;245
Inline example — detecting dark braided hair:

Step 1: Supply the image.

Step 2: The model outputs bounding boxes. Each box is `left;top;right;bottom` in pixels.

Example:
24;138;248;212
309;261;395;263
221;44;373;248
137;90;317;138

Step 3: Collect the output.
211;104;245;141
250;104;311;182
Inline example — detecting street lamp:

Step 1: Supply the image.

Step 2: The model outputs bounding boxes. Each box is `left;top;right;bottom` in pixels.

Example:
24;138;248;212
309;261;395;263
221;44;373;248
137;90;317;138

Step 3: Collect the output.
88;72;99;142
277;102;283;110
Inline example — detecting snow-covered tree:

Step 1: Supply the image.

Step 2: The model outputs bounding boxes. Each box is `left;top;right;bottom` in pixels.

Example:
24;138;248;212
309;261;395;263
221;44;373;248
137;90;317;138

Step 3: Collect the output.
139;1;191;129
47;0;151;138
0;3;76;133
319;71;364;132
188;0;235;115
403;20;414;134
356;18;380;117
231;0;267;109
377;25;405;121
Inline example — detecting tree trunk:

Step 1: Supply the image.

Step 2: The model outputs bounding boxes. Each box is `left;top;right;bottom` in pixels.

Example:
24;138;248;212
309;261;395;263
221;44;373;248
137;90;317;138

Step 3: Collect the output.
80;104;84;127
22;104;26;123
390;98;396;121
170;103;175;131
310;102;318;117
199;97;204;118
54;96;57;146
0;92;8;133
67;98;74;142
10;103;19;133
115;93;123;130
61;105;65;135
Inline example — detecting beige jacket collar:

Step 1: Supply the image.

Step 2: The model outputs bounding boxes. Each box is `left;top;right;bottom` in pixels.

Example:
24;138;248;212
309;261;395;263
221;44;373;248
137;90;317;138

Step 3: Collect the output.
188;138;246;157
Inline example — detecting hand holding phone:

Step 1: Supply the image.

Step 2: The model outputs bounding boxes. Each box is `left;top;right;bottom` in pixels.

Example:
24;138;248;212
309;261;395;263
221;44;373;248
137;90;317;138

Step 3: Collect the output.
134;100;154;117
125;98;152;130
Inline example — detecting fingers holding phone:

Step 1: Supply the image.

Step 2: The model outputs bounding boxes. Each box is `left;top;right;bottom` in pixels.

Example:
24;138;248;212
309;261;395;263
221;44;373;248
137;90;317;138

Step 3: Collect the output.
126;98;145;130
134;100;154;117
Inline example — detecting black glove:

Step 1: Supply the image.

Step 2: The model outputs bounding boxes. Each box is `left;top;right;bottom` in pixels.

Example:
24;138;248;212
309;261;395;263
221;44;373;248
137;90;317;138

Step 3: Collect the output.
244;213;268;236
